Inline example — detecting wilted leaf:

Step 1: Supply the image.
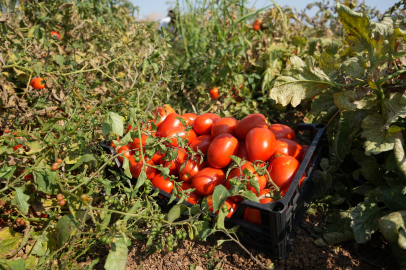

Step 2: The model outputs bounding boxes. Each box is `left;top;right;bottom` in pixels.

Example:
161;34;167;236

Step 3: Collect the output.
270;56;332;107
0;227;23;258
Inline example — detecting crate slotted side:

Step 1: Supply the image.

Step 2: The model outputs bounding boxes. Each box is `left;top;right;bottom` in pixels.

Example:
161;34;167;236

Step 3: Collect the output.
100;123;328;259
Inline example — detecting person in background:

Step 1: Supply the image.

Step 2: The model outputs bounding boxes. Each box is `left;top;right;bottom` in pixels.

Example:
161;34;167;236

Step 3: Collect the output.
158;10;176;33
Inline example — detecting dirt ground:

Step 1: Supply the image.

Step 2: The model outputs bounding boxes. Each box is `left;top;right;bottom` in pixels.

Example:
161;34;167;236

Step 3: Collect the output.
119;213;398;270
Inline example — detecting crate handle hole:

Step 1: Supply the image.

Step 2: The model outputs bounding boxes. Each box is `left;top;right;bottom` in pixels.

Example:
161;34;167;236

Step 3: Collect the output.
271;202;285;212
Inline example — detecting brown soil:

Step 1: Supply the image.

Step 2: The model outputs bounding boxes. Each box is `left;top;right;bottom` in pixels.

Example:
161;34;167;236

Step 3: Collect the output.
97;212;398;270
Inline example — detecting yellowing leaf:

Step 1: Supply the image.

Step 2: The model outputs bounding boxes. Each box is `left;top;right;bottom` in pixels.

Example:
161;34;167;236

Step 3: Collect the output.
0;227;23;258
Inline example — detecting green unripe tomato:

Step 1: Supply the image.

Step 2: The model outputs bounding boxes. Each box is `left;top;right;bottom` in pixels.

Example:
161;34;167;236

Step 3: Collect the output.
101;236;107;243
105;237;112;244
167;247;173;252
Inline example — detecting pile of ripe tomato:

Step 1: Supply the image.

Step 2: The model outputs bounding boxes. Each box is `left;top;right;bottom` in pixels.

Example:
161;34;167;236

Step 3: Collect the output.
115;105;310;226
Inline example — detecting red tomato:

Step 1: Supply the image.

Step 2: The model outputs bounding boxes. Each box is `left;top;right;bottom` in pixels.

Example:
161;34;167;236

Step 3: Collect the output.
151;150;165;165
237;141;250;161
190;135;213;155
178;156;206;182
51;31;61;39
252;19;262;31
273;138;303;161
207;134;239;168
151;174;174;193
235;114;268;141
211;117;238;138
132;134;148;150
209;87;219;99
293;49;297;55
160;148;188;175
268;124;296;140
152;105;176;127
30;77;46;90
267;156;300;193
193;113;220;135
243;189;273;226
226;161;267;202
206;195;238;218
178;182;202;204
164;126;197;147
157;113;183;137
181;113;198;125
246;128;276;163
129;156;156;180
191;167;226;195
110;141;117;149
117;143;135;163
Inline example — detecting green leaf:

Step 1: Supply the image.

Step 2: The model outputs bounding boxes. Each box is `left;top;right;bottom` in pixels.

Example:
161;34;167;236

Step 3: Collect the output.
341;57;364;79
11;187;30;214
0;227;23;258
100;178;111;196
216;208;226;229
104;236;129;270
68;154;97;171
323;231;353;245
334;110;370;162
304;88;338;123
247;177;260;196
350;200;386;243
270;56;332;107
134;170;146;190
31;234;48;257
312;170;332;199
55;55;64;68
352;150;386;186
123;200;142;223
42;117;66;131
361;114;396;155
240;190;259;202
167;204;188;223
334;88;377;111
33;169;57;195
379;210;406;245
122;158;131;178
56;215;78;247
102;112;123;137
394;137;406;179
212;185;230;212
379;186;406;211
6;258;25;270
0;165;16;181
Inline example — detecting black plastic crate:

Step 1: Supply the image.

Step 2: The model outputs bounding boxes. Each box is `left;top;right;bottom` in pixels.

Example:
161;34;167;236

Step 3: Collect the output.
100;123;328;258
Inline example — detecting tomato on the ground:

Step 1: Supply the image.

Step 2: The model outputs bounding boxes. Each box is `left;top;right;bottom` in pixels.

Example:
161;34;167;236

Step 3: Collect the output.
51;31;61;39
206;195;238;218
268;124;296;140
252;19;262;31
209;87;219;99
245;128;276;162
151;174;174;193
193;113;220;135
267;156;300;193
211;117;238;138
190;135;213;155
178;156;206;182
272;138;303;161
235;114;268;141
30;77;46;89
191;167;226;195
207;134;239;168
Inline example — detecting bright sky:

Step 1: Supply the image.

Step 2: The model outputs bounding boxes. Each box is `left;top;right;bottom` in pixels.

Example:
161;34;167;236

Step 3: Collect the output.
130;0;397;21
